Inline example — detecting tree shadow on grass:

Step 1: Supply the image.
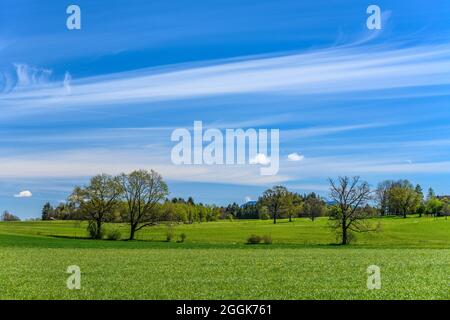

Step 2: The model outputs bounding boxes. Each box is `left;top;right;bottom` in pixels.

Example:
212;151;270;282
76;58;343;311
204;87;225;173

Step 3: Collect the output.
48;235;90;240
123;238;168;243
49;234;170;243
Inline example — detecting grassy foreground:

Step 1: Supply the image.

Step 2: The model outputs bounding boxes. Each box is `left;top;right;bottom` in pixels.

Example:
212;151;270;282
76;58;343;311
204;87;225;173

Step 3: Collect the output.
0;217;449;299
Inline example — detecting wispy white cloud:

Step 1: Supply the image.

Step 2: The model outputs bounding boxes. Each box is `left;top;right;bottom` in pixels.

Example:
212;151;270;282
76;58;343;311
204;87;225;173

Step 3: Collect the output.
299;137;450;153
287;183;330;192
1;145;449;188
0;63;72;98
206;113;295;129
282;123;392;139
2;43;450;116
13;63;52;89
0;148;288;186
283;156;450;178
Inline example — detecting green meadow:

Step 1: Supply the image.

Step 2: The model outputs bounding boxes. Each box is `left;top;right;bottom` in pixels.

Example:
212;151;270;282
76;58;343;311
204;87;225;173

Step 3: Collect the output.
0;217;449;299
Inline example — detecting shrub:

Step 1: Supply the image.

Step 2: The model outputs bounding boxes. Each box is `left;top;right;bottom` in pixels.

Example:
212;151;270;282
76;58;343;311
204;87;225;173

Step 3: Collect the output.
260;213;270;220
247;234;261;244
166;225;175;242
226;213;234;221
106;229;122;241
262;234;272;244
87;222;104;239
178;233;187;243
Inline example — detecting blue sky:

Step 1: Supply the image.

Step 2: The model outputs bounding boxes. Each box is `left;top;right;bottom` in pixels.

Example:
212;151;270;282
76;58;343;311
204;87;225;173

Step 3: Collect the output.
1;0;450;218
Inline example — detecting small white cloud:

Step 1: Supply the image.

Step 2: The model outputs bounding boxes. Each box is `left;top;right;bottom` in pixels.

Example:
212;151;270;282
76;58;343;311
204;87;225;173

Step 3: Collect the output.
287;152;305;161
249;153;271;165
245;196;252;202
405;160;413;164
14;190;32;198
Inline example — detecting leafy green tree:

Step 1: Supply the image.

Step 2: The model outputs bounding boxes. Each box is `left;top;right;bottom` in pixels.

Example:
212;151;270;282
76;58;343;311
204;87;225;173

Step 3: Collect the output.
51;202;79;220
197;204;207;222
208;206;221;221
388;180;420;218
174;203;188;222
225;202;241;218
187;197;195;206
416;203;426;217
69;174;122;239
415;184;424;201
258;205;270;220
259;186;290;224
160;201;176;222
426;197;443;217
284;192;302;222
41;202;54;220
415;184;425;217
302;194;326;221
239;202;260;219
442;202;450;219
187;204;199;223
427;187;435;200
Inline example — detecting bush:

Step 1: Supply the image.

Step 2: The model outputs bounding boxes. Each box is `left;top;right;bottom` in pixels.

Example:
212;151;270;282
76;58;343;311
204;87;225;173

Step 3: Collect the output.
178;233;187;243
262;234;272;244
166;225;175;242
260;213;270;220
247;234;261;244
87;222;104;239
106;229;122;241
226;213;234;221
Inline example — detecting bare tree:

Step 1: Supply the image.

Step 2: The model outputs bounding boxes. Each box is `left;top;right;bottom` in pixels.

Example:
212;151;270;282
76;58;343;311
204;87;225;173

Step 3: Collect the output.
69;174;122;239
118;169;169;240
328;176;374;245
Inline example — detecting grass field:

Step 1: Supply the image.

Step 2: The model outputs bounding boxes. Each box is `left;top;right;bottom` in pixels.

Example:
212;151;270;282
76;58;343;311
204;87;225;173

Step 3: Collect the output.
0;217;449;299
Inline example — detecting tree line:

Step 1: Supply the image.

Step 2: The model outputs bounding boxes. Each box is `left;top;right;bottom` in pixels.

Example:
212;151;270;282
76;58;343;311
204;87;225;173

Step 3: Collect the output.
223;191;327;222
15;170;447;244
